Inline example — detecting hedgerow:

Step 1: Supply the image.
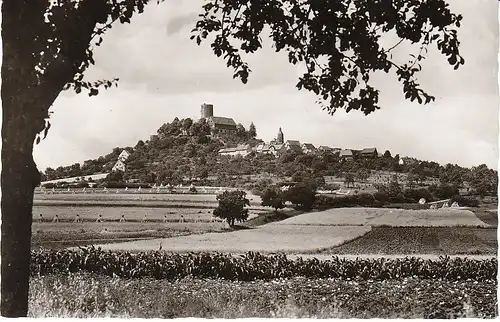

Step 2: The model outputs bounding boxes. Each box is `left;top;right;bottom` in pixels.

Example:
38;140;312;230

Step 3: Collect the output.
30;247;497;282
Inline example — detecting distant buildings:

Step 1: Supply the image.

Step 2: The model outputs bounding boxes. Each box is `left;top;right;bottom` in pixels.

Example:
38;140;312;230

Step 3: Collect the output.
339;149;354;160
112;149;131;172
361;147;378;158
201;103;237;134
218;144;252;157
301;143;317;154
202;103;384;160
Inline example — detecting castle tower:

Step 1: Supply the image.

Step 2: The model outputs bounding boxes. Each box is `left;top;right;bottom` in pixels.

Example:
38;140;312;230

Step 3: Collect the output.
200;103;214;119
277;127;284;144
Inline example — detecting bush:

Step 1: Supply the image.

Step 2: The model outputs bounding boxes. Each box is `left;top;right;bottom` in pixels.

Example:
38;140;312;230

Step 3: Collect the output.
313;193;384;210
282;183;316;210
189;186;198;194
451;195;480;207
403;188;433;203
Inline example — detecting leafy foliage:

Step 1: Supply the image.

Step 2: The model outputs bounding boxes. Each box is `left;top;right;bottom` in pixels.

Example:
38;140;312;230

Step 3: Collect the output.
192;0;464;114
282;183;316;210
261;187;285;211
30;248;497;282
213;190;250;226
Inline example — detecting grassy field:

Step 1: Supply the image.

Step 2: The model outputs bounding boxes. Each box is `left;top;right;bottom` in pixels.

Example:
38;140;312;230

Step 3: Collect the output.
92;225;372;253
272;207;490;227
29;273;496;318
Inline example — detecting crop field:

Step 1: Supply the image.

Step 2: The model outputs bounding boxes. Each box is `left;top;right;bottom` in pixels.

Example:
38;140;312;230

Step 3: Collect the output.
94;225;372;253
32;222;227;250
273;207;490;227
320;227;498;256
28;250;497;318
33;205;262;222
34;192;263;205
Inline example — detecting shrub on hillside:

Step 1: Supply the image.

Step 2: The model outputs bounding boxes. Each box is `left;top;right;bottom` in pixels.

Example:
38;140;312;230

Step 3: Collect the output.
451;195;480;207
313;193;384;210
282;183;316;210
403;188;434;203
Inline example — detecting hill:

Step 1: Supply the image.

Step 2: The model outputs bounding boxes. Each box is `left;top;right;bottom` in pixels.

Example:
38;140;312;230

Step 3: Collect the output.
41;117;498;198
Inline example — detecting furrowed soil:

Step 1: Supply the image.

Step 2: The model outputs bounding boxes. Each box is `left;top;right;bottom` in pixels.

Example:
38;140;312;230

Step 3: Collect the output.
29;273;497;318
32;222;227;250
317;227;498;256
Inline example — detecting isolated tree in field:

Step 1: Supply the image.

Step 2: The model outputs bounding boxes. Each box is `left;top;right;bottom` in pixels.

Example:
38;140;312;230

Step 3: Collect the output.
3;0;464;316
261;187;285;212
356;169;371;183
213;190;250;226
343;173;355;188
248;122;257;138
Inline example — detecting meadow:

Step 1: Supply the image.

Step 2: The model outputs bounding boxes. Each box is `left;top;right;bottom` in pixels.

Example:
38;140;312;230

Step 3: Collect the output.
273;207;491;227
92;225;372;253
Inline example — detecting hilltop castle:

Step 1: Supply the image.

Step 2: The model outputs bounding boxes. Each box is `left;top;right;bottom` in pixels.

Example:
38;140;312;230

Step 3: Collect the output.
200;103;237;134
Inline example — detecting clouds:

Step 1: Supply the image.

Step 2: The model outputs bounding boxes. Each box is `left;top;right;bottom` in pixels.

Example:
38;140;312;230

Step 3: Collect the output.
33;0;499;170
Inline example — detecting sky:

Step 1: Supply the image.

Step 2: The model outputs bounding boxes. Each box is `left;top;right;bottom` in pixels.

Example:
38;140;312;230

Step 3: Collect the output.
32;0;499;170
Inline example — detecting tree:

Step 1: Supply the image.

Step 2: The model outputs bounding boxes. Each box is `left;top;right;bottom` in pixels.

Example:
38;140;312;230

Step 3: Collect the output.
261;187;285;212
282;183;316;211
248;122;257;138
343;173;355;188
387;175;403;198
2;0;464;316
406;173;417;189
383;150;392;158
356;169;370;183
213;190;250;226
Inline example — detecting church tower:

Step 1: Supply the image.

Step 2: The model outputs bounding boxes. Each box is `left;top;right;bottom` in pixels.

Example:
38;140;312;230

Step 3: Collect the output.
277;127;284;144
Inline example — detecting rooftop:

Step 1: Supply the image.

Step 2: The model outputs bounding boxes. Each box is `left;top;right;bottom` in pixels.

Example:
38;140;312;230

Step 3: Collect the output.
209;116;237;127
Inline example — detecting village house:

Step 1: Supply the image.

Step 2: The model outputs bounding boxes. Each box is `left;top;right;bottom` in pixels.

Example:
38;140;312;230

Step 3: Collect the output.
218;144;252;157
301;143;317;154
112;160;126;172
339;149;354;160
117;150;131;162
283;140;302;153
253;143;272;154
318;145;332;152
269;144;284;157
361;147;378;158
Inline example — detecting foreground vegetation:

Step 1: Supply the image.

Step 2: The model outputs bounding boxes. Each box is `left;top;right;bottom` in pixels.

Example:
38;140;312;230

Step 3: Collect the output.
29;273;497;318
29;249;497;318
31;248;497;281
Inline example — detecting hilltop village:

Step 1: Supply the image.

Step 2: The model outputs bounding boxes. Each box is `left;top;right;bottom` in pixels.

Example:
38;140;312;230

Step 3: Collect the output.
40;103;497;205
201;103;396;163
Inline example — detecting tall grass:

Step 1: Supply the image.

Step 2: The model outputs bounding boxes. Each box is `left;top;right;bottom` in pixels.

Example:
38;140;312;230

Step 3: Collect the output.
28;273;497;318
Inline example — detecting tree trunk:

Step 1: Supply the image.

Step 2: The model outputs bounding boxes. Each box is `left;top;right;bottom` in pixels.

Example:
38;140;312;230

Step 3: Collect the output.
2;0;104;316
2;2;53;316
1;132;40;317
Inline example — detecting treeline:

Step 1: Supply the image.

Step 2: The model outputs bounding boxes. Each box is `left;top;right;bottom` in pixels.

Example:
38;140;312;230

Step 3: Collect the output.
259;176;480;213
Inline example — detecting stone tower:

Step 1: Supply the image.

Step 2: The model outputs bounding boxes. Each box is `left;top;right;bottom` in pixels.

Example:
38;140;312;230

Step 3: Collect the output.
277;127;284;144
200;103;214;119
